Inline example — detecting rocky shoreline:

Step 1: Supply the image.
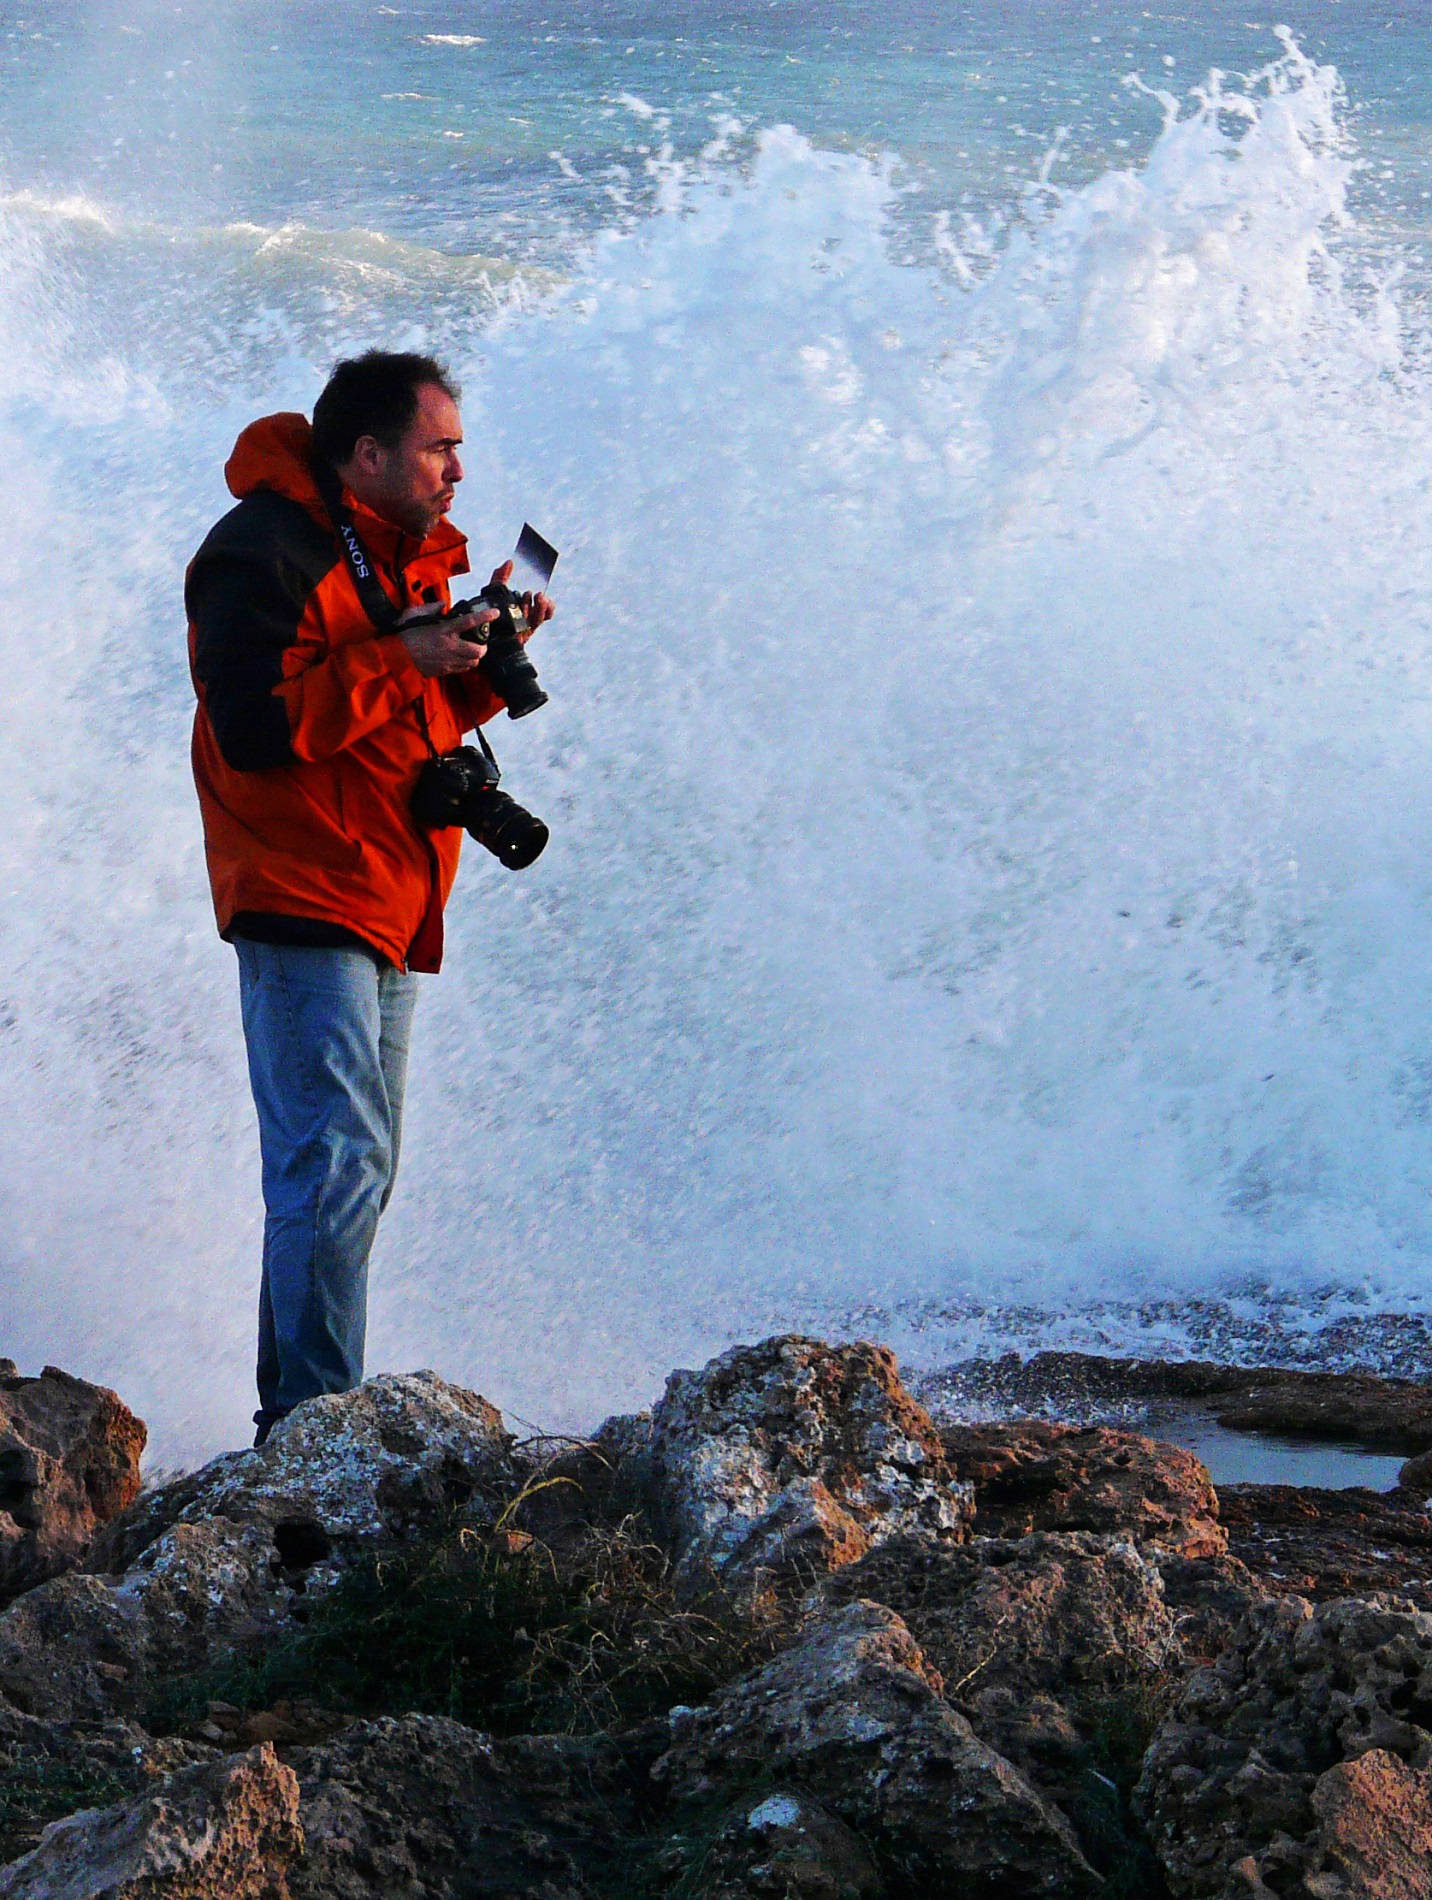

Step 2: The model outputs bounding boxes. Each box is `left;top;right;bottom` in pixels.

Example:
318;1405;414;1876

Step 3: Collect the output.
0;1338;1429;1896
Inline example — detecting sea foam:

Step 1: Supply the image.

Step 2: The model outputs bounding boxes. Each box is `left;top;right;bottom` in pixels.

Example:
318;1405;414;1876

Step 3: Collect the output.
0;41;1428;1458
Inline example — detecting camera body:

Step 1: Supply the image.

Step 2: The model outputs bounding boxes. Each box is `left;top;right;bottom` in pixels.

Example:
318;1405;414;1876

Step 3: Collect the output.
410;744;549;871
448;581;549;719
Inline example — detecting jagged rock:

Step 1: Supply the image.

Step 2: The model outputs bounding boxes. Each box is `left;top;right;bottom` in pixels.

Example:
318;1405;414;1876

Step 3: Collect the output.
0;1741;302;1898
1218;1484;1432;1613
1399;1446;1432;1494
0;1518;293;1721
0;1365;145;1602
655;1598;1100;1896
1136;1593;1432;1896
638;1337;974;1596
938;1420;1225;1557
0;1704;217;1865
820;1530;1178;1818
1307;1749;1432;1898
88;1372;515;1578
687;1790;885;1898
1156;1553;1271;1665
289;1714;642;1898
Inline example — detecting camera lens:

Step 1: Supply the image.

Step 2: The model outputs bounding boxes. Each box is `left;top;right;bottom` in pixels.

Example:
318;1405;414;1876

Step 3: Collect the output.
480;633;549;719
465;789;549;870
476;585;550;719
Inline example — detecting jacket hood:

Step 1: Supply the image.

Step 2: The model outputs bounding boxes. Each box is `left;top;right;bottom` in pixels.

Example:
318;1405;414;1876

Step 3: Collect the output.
224;411;467;563
226;412;323;509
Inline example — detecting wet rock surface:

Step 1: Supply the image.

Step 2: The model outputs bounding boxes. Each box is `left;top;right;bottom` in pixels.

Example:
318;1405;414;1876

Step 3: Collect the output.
1219;1483;1432;1612
0;1365;145;1604
930;1349;1432;1453
939;1419;1226;1557
0;1741;301;1899
636;1337;975;1597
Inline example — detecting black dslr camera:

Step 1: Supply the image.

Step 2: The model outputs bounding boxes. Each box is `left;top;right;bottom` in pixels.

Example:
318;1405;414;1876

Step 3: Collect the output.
449;579;549;720
411;740;549;871
410;524;556;869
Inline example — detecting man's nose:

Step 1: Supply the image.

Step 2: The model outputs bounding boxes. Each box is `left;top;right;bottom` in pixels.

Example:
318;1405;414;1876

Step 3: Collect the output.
446;450;464;484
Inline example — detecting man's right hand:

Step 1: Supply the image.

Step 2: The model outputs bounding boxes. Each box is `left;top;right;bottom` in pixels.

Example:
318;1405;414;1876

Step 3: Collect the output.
397;603;497;678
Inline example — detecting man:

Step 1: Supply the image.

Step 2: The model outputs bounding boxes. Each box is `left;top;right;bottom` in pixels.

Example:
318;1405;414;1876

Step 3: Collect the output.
187;350;552;1444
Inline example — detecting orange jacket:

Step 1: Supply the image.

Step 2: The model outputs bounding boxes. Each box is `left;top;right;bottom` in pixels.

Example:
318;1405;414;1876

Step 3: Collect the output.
188;413;502;972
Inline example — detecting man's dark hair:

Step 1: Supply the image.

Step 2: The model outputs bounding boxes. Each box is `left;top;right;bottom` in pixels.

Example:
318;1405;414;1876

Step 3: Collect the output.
310;350;460;466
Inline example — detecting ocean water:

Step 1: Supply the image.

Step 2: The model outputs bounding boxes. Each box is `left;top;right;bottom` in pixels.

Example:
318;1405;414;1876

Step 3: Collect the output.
3;3;1432;1460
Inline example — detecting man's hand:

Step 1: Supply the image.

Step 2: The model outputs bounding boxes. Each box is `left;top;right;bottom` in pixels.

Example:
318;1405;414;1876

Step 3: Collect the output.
397;601;496;677
487;560;555;645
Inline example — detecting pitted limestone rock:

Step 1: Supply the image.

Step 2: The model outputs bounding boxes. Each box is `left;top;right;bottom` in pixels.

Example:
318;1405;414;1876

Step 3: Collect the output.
88;1372;515;1576
687;1790;886;1898
938;1420;1226;1559
655;1598;1100;1896
0;1742;302;1899
290;1716;641;1898
820;1529;1180;1809
640;1337;973;1595
1137;1593;1432;1896
0;1363;145;1602
0;1517;293;1721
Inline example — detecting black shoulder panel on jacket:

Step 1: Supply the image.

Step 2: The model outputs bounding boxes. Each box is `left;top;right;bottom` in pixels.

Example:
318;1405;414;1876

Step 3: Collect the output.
188;490;339;772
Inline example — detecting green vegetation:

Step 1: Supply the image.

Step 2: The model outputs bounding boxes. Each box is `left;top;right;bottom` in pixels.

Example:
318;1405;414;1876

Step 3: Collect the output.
1065;1685;1175;1900
148;1510;779;1741
0;1750;130;1865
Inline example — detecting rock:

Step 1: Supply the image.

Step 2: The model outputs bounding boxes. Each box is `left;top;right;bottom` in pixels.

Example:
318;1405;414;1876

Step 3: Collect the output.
687;1790;886;1898
928;1352;1432;1454
639;1337;974;1597
0;1705;217;1865
939;1420;1225;1557
1137;1593;1432;1896
0;1366;145;1602
1217;1484;1432;1612
655;1598;1100;1896
1307;1749;1432;1899
820;1530;1178;1818
289;1714;641;1898
0;1517;293;1721
1399;1447;1432;1494
88;1372;515;1578
0;1741;302;1899
1156;1553;1271;1665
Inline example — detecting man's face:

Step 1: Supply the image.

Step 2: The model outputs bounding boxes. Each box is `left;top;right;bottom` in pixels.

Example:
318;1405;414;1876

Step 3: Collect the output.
352;382;465;539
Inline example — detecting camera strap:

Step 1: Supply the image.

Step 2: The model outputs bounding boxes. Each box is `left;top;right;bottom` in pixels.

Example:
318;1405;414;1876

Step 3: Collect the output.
311;457;402;633
311;455;491;775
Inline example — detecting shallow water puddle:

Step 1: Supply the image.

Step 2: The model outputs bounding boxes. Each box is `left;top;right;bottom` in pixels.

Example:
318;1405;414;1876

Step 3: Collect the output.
1152;1414;1407;1492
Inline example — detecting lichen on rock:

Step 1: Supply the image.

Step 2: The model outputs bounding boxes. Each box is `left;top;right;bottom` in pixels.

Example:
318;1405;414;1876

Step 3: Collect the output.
637;1336;975;1597
88;1371;515;1579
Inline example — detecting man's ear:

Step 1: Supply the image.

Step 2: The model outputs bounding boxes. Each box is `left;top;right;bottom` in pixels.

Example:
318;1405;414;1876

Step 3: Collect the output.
350;434;388;478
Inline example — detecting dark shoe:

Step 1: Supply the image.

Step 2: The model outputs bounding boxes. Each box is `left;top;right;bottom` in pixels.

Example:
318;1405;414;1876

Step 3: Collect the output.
252;1408;288;1448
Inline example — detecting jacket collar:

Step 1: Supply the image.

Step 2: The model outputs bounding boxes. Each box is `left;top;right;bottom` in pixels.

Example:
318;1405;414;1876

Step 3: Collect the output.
224;411;468;574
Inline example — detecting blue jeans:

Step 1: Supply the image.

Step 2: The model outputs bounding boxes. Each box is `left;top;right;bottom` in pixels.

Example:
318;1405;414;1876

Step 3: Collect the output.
235;941;418;1424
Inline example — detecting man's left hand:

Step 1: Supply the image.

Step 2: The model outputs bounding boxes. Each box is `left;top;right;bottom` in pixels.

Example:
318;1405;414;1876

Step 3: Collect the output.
489;560;554;645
